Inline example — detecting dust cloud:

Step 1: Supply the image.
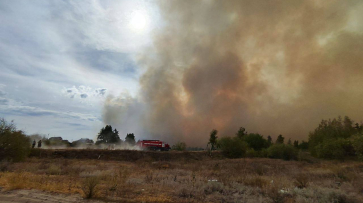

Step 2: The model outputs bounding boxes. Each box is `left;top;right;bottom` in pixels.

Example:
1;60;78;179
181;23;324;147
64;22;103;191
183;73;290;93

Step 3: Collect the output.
103;0;363;146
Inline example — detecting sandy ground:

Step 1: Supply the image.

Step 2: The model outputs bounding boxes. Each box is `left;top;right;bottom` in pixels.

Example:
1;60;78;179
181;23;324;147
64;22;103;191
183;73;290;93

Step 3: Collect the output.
0;188;102;203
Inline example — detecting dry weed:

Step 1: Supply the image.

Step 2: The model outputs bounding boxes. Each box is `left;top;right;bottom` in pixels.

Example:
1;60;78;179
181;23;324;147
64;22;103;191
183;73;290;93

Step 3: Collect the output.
81;176;100;199
330;166;357;182
244;176;269;188
265;185;287;203
47;164;62;175
144;170;153;183
294;173;309;189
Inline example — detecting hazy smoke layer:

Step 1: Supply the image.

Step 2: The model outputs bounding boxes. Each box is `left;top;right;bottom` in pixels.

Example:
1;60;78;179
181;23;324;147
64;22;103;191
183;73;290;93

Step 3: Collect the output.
104;0;363;146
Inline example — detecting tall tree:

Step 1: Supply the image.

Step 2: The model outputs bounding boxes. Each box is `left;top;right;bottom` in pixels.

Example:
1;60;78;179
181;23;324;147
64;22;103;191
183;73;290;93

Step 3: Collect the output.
96;125;121;144
111;129;120;143
209;129;218;150
236;127;247;139
0;118;30;161
293;140;299;148
355;123;362;134
276;134;285;144
125;133;135;145
267;135;273;144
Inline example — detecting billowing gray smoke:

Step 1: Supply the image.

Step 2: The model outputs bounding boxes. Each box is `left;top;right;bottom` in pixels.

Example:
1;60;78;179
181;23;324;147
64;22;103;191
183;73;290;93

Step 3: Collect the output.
103;0;363;146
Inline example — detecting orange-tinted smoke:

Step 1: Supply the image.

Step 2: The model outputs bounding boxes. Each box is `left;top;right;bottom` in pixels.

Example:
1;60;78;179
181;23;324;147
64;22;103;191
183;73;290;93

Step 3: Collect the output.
104;0;363;146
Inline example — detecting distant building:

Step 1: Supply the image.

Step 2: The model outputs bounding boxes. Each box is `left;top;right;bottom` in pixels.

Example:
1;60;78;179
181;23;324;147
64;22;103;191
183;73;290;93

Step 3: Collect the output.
77;138;94;144
46;137;70;146
49;137;62;142
71;138;94;147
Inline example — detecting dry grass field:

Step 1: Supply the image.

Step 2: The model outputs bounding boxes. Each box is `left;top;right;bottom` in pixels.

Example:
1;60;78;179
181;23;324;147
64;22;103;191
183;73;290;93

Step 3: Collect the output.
0;149;363;203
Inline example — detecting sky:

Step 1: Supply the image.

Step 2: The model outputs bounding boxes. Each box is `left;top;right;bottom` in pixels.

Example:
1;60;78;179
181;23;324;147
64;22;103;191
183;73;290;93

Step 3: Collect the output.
0;0;159;141
1;0;363;146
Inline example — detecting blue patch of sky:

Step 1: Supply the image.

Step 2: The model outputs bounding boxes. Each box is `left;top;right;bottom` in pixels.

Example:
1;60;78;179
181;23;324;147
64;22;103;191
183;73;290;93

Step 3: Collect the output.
74;50;138;76
0;98;8;105
8;110;56;117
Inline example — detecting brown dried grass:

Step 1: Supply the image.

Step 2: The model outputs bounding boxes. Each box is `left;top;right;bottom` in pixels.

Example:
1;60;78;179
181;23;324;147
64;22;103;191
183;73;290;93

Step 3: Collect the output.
0;153;362;202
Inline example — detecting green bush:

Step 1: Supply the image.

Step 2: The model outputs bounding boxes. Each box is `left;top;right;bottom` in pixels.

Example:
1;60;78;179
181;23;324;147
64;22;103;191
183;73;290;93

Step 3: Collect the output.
259;148;268;158
351;135;363;160
243;133;269;151
314;138;352;160
0;118;30;162
218;137;247;158
298;141;309;150
246;148;258;158
246;148;268;158
172;142;187;151
267;144;298;160
308;116;357;156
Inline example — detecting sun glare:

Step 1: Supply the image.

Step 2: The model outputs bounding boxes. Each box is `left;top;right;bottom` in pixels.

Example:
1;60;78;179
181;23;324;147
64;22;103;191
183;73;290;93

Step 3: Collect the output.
129;10;149;33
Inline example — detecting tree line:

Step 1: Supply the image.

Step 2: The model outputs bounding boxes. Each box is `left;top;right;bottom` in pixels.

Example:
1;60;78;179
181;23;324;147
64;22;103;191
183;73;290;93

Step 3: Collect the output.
208;127;306;160
207;116;362;160
1;115;362;162
95;125;136;145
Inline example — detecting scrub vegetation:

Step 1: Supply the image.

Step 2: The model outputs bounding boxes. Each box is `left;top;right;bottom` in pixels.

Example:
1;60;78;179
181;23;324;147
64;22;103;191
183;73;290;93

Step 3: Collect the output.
0;157;363;202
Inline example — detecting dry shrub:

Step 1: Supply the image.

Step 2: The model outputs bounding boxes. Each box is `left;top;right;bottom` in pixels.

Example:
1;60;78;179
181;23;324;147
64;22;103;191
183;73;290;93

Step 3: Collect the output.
292;187;359;203
294;173;309;189
265;185;287;203
330;166;357;182
47;164;62;175
116;168;129;183
352;176;363;194
218;173;232;185
81;176;100;199
244;176;269;188
251;163;267;176
179;187;194;198
326;191;352;203
159;162;172;170
213;163;221;171
203;182;225;195
106;168;129;194
144;170;153;183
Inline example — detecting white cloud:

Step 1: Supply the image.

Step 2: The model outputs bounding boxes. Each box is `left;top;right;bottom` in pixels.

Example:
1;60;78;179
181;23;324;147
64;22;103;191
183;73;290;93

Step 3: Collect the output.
0;104;99;121
62;86;109;103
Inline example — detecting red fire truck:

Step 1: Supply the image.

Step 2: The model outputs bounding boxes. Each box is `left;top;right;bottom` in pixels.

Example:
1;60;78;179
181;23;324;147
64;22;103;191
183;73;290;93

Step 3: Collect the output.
137;140;171;151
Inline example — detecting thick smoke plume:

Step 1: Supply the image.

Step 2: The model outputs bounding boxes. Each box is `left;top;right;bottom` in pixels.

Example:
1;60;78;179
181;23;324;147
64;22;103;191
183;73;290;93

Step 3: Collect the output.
103;0;363;146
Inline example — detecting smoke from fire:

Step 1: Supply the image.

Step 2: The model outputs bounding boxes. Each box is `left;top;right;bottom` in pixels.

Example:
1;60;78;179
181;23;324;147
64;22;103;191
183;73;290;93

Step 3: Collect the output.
103;0;363;146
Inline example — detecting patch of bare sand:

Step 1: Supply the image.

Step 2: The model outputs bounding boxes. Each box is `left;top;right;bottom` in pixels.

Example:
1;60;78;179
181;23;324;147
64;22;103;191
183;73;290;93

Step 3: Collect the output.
0;188;103;203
